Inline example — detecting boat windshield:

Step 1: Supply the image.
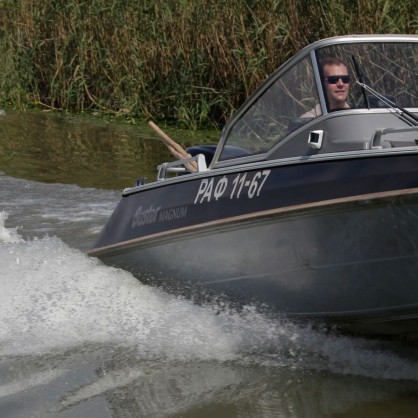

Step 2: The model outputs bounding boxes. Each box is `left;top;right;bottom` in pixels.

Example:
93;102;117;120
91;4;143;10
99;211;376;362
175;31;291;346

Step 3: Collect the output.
220;55;321;159
219;39;418;162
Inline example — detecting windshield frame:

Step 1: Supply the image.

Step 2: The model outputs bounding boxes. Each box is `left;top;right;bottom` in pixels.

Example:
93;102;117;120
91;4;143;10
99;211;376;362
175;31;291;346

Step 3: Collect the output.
211;34;418;169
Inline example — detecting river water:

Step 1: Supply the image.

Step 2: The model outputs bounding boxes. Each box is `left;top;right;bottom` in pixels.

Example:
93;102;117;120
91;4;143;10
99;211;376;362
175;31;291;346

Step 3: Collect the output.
1;110;418;417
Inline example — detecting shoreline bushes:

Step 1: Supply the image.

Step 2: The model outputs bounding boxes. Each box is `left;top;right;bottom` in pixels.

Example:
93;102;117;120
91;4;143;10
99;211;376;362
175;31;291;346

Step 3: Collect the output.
0;0;416;128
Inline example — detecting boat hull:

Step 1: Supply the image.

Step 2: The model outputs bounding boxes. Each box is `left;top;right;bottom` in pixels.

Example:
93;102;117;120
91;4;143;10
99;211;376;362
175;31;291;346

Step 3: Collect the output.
93;189;418;338
90;152;418;338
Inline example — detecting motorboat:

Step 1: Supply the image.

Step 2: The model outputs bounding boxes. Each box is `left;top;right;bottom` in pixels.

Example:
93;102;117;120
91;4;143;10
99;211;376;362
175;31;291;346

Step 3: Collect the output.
89;35;418;339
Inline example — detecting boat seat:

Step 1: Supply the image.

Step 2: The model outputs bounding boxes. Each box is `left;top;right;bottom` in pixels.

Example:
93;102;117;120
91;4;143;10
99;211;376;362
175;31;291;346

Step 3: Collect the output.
186;145;251;165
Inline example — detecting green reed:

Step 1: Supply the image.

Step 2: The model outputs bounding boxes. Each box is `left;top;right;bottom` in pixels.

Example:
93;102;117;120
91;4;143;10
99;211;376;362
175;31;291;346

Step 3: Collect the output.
0;0;416;129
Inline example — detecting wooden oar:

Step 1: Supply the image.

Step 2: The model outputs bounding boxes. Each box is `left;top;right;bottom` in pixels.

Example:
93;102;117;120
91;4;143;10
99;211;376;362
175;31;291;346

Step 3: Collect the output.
148;121;197;172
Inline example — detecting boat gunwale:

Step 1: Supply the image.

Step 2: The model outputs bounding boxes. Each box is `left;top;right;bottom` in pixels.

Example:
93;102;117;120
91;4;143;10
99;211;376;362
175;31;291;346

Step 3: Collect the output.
122;145;418;197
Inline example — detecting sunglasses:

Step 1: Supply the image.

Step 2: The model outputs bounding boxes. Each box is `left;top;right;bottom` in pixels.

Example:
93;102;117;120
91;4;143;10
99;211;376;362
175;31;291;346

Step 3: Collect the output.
325;75;350;84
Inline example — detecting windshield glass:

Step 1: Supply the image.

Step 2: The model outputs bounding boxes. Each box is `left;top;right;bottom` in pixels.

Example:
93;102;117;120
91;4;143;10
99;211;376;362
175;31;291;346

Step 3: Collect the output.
316;42;418;110
219;55;320;161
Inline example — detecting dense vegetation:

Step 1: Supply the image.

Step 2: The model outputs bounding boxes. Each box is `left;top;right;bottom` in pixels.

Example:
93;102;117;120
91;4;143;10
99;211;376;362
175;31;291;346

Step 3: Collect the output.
0;0;416;128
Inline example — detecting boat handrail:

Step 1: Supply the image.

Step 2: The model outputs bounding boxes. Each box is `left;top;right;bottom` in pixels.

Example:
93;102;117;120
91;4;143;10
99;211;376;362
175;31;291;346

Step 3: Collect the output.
157;153;208;180
371;126;418;149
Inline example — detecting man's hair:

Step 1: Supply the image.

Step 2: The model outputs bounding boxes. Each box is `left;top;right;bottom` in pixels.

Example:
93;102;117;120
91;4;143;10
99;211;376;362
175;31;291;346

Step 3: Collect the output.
319;57;347;70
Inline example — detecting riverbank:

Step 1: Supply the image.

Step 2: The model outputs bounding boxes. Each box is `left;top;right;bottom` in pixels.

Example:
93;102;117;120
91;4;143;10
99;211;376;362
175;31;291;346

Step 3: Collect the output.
0;0;416;128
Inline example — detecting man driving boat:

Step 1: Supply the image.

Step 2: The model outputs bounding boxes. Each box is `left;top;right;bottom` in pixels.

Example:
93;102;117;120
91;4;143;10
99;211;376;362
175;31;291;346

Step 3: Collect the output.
322;57;350;111
302;57;350;117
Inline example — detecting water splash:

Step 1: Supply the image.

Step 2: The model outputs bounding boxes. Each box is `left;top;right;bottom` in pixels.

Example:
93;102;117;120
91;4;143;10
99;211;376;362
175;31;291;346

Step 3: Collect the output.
1;221;418;382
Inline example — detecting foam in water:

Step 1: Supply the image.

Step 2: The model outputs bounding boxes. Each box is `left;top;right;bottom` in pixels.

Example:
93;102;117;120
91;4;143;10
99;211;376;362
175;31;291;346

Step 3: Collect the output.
0;211;23;243
1;212;418;381
0;211;240;360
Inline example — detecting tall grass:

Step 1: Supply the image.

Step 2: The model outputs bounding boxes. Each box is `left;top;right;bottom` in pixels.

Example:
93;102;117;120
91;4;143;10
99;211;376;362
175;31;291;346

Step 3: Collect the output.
0;0;416;128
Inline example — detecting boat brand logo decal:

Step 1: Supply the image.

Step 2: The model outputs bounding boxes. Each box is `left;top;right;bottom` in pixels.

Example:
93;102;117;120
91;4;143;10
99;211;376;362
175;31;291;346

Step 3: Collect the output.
194;170;271;204
158;206;188;222
132;205;189;228
132;205;161;227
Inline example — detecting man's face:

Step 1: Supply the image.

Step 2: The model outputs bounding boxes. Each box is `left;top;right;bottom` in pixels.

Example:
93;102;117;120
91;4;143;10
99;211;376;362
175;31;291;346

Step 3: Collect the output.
323;64;350;110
